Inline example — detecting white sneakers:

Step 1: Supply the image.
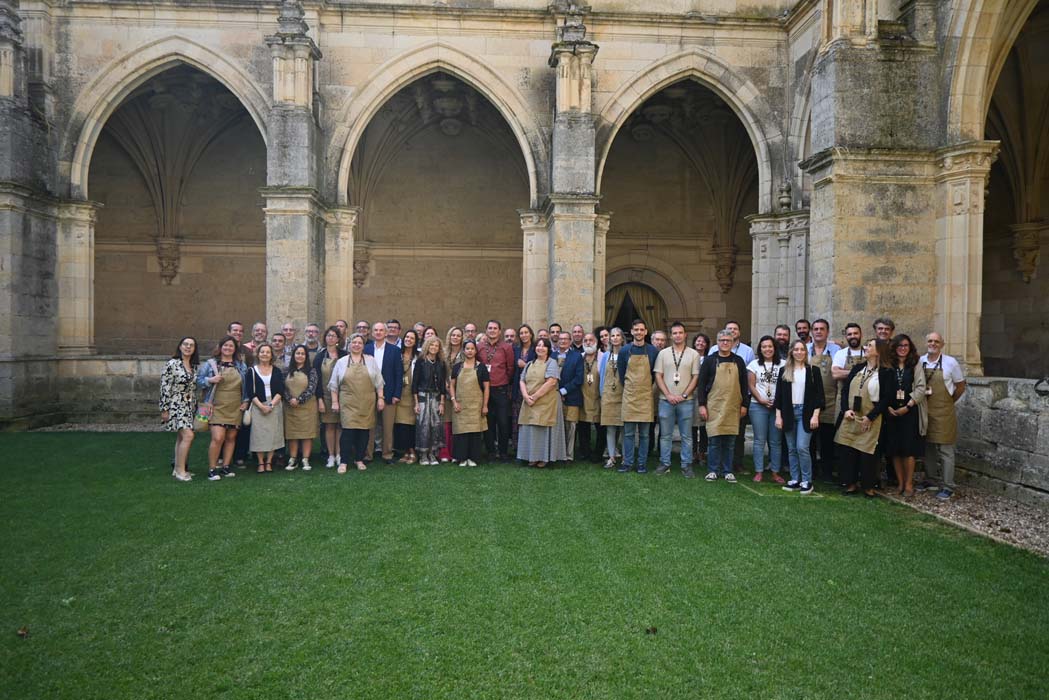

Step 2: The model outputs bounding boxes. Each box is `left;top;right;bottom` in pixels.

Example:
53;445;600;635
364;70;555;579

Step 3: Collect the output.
301;458;311;471
326;455;336;468
285;458;297;471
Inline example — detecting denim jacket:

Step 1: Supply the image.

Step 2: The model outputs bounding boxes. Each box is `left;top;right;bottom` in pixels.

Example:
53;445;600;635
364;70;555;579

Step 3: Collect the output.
195;358;251;403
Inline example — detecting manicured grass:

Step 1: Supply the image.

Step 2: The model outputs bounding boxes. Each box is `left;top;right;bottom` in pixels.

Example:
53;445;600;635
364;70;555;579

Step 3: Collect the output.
1;433;1047;699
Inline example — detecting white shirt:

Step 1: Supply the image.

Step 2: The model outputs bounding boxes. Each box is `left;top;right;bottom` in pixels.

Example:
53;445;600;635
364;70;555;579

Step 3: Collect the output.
918;352;965;396
746;358;784;402
832;346;866;369
257;369;273;401
373;341;386;369
791;367;807;404
866;370;880;403
709;341;755;365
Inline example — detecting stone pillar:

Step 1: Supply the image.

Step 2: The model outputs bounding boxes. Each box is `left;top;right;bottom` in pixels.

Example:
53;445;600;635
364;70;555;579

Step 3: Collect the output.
545;195;600;328
593;212;610;325
748;210;809;333
56;201;101;355
932;141;998;374
324;206;359;325
519;209;548;327
261;187;325;332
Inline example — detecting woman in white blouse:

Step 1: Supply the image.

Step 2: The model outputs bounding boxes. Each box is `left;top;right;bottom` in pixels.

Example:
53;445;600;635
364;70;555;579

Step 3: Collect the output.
746;336;786;484
328;333;384;473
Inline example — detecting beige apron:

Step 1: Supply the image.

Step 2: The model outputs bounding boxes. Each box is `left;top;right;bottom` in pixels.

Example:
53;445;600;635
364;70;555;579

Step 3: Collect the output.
319;354;340;425
210;365;244;426
453;364;487;434
924;364;957;445
394;355;416;425
338;359;377;430
706;359;742;437
835;368;881;454
283;370;318;439
519;360;557;427
581;355;601;423
599;354;623;427
442;354;461;425
621;351;654;423
810;350;837;425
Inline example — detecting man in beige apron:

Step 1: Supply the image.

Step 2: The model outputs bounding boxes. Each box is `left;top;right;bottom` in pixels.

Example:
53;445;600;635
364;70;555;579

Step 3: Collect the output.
697;329;749;481
918;332;966;500
807;319;841;483
617;319;659;474
579;333;602;462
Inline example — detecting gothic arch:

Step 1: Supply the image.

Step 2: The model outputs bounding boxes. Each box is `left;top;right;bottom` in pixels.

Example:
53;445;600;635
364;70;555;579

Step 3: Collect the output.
594;48;779;214
330;41;548;208
944;0;1041;141
604;256;691;323
61;35;271;200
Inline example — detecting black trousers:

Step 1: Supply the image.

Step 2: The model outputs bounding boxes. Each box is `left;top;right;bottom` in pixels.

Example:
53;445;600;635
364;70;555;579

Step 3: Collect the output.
691;425;708;461
577;421;594;459
394;424;415;453
485;385;512;458
233;423;251;462
339;428;370;464
734;416;748;468
454;432;484;462
839;444;878;491
815;424;836;478
595;424;607;459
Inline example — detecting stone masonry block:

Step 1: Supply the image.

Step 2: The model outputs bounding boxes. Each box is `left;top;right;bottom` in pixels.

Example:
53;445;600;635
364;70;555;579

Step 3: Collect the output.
982;408;1038;453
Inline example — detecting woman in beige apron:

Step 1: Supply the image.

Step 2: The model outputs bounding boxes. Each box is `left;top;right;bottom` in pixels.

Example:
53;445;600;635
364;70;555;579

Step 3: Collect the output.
620;334;657;472
451;340;490;466
329;334;384;473
835;339;890;496
248;343;286;473
516;338;568;467
394;330;419;464
198;335;249;481
284;344;319;471
599;328;625;468
701;351;745;479
439;326;464;463
314;326;346;468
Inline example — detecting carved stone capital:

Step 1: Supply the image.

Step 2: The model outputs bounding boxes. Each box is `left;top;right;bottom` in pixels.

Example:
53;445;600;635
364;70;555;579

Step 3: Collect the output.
1010;221;1047;284
935;140;1000;181
352;245;371;288
155;238;181;285
712;244;738;294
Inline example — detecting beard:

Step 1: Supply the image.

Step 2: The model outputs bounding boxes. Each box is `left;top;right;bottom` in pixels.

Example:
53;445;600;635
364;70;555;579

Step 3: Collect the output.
847;337;861;349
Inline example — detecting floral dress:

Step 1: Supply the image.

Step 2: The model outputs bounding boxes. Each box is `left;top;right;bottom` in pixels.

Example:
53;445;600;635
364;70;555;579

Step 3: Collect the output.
160;358;197;432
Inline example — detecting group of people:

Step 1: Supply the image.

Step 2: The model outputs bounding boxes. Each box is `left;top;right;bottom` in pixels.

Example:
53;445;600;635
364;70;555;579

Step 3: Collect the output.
159;315;965;500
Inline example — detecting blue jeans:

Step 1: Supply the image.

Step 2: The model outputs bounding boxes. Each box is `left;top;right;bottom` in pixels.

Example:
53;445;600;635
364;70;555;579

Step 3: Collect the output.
622;422;650;467
708;435;735;476
748;400;782;474
658;398;694;468
785;404;814;484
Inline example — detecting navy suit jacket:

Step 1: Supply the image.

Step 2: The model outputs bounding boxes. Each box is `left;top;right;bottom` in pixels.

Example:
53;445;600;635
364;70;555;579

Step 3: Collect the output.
555;349;585;407
364;341;404;402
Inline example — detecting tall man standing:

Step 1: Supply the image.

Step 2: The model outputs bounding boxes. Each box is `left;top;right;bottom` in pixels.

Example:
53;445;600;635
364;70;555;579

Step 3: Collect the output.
655;321;701;477
919;332;966;500
649;330;668;452
555;332;584;460
697;329;749;482
807;318;841;482
617;319;659;474
364;322;403;464
477;320;515;462
578;332;602;461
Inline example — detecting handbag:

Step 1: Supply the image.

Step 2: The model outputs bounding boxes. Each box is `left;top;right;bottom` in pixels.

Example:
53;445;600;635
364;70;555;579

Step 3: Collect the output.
194;361;218;431
242;404;253;427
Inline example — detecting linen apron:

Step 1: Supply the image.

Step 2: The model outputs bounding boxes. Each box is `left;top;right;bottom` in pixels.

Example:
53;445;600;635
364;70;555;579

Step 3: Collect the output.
581;356;601;423
834;369;881;454
452;364;487;434
518;361;557;427
284;370;318;439
394;355;416;425
442;353;462;425
319;354;340;425
810;351;837;425
210;365;244;426
338;360;377;430
706;360;742;437
923;364;957;445
599;354;623;427
621;353;654;423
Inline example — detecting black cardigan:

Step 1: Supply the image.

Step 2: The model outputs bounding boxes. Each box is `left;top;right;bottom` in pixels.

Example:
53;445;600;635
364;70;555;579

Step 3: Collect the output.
247;366;286;403
311;346;346;398
836;362;892;426
773;365;826;433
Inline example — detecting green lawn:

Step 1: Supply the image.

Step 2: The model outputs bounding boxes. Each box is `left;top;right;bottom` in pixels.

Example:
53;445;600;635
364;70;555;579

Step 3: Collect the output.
1;433;1047;700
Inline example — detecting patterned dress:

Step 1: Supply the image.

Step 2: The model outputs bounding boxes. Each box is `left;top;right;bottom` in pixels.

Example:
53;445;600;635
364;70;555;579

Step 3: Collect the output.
159;358;197;432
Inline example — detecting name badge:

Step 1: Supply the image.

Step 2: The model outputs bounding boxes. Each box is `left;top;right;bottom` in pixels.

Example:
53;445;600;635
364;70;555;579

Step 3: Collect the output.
485;364;492;372
586;373;593;384
896;389;905;401
673;372;681;384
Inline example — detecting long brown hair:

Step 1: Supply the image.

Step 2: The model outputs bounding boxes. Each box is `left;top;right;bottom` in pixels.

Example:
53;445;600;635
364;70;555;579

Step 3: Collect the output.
890;333;919;368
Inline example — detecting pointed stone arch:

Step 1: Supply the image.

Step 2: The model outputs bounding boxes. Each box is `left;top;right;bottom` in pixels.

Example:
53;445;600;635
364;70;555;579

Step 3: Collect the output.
61;35;271;200
594;48;779;214
329;41;548;208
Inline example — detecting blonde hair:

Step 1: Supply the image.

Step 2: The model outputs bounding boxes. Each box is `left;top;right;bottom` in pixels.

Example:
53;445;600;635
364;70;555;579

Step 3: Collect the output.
444;326;463;366
421;336;444;362
782;340;809;382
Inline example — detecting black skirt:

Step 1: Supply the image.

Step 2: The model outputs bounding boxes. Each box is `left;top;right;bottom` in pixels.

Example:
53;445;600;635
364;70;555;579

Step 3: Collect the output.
882;409;923;458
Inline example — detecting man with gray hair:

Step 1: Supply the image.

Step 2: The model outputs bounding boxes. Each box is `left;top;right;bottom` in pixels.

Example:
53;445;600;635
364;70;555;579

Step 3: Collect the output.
918;331;966;500
696;329;749;482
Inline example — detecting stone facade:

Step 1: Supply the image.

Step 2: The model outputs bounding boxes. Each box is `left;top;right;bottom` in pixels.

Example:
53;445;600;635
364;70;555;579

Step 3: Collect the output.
0;0;1046;499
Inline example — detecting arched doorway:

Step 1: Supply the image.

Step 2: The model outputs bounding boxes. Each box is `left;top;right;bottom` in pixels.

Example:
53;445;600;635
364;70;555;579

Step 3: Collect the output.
347;71;530;332
599;79;759;340
605;283;668;334
87;64;267;353
981;0;1049;378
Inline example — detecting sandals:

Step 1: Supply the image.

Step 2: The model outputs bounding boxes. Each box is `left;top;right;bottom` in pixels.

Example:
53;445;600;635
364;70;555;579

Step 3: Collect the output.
265;462;272;473
257;464;265;474
356;462;367;471
337;464;347;474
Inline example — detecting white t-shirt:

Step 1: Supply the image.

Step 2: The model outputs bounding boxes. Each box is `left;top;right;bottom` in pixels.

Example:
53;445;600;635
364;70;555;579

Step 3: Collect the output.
918;353;965;395
746;358;784;402
791;367;807;404
258;369;273;401
832;346;866;369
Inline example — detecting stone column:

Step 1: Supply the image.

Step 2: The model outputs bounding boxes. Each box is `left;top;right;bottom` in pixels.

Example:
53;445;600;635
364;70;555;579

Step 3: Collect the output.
324;206;359;325
261;187;325;331
593;212;611;325
519;209;548;327
748;210;810;334
56;201;101;355
545;195;600;328
932;141;998;374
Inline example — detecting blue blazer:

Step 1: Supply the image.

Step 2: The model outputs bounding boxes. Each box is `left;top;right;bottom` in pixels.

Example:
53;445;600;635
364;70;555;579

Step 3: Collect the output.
364;341;404;402
555;349;584;407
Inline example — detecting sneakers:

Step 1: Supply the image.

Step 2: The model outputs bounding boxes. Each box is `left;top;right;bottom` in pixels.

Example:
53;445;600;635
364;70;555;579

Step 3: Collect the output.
285;458;297;471
636;465;648;474
466;459;478;467
617;464;631;473
753;472;763;483
655;464;671;476
325;455;336;468
207;469;222;481
220;467;235;478
799;482;814;495
771;472;786;484
705;471;718;481
916;480;934;492
459;460;470;467
603;458;616;470
682;467;695;479
935;487;953;501
783;480;801;491
724;473;737;483
301;459;312;471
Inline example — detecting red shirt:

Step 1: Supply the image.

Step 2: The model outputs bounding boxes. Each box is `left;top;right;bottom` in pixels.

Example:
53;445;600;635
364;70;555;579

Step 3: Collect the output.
475;336;515;387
